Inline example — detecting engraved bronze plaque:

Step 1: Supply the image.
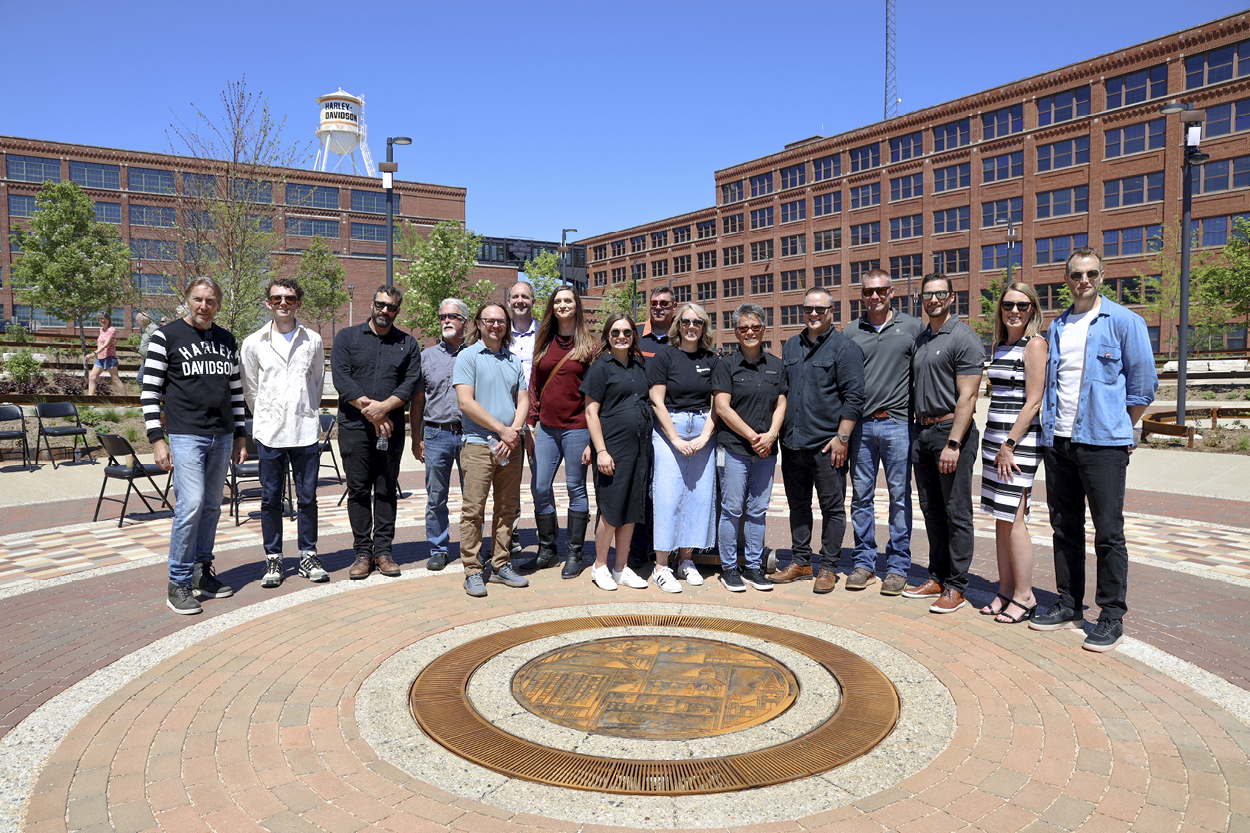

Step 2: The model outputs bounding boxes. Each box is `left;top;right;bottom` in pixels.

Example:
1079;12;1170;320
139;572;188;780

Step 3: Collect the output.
511;637;799;738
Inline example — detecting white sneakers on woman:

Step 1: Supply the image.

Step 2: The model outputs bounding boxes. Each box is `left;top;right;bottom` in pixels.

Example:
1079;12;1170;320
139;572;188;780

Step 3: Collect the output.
612;566;649;589
591;564;617;590
679;559;704;586
592;564;648;590
651;565;682;593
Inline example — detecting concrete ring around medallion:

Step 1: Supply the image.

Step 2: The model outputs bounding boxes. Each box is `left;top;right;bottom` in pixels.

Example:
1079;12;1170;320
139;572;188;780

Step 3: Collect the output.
358;602;954;829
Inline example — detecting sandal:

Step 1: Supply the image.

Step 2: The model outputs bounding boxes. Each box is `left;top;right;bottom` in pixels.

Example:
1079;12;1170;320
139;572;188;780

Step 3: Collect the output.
995;600;1036;624
981;593;1010;616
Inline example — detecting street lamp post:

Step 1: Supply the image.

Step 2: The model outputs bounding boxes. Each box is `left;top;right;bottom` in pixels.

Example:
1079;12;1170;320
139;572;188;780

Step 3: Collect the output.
379;136;412;287
560;228;578;288
1159;103;1209;427
348;284;355;324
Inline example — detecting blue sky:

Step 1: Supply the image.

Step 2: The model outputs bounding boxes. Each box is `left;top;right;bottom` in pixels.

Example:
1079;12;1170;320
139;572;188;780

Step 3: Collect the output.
4;1;1246;243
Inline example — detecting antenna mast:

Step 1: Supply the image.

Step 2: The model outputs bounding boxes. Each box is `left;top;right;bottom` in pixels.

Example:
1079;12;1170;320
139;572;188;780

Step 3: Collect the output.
885;0;898;120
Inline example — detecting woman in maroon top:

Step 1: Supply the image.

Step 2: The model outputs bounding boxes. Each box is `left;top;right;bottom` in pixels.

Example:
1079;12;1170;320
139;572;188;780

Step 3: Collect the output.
527;286;597;576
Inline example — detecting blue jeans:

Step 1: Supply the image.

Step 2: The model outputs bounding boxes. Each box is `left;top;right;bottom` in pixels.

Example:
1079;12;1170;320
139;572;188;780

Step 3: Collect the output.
167;433;233;586
717;449;776;570
532;425;590;514
257;441;320;555
423;425;463;557
849;417;915;576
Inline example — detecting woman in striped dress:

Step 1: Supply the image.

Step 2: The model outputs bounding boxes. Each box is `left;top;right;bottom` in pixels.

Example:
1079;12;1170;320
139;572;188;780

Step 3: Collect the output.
980;282;1045;624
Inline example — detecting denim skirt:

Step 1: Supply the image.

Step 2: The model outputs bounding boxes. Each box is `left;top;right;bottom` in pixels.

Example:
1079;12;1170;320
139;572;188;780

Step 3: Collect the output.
651;410;716;551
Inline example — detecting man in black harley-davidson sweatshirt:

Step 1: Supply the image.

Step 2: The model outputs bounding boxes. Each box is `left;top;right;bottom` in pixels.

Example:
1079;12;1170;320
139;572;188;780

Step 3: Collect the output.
141;277;247;615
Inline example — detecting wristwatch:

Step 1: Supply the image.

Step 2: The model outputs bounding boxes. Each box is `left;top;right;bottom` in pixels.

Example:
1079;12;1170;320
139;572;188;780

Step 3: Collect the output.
946;438;961;451
1004;437;1017;449
837;433;850;443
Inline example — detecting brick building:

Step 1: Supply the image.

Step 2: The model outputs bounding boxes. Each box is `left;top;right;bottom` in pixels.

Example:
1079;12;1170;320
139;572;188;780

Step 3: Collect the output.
580;12;1250;354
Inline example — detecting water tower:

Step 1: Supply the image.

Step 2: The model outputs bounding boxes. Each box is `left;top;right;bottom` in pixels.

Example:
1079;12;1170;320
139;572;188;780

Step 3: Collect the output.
313;89;376;177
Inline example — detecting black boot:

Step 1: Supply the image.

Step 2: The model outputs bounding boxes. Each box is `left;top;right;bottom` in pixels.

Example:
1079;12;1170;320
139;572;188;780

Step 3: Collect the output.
562;510;590;579
534;512;559;569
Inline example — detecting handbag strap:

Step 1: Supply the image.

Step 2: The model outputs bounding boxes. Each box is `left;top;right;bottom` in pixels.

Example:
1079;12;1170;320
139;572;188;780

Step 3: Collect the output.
539;350;576;401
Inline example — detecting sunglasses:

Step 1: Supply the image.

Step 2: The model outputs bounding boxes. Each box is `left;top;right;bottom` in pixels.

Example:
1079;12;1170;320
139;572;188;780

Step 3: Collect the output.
737;324;763;334
608;328;634;338
1001;301;1033;312
1068;269;1101;281
480;318;507;326
268;295;298;305
679;318;705;328
861;287;891;297
802;305;831;315
438;313;464;321
650;300;673;309
921;290;950;300
373;300;400;313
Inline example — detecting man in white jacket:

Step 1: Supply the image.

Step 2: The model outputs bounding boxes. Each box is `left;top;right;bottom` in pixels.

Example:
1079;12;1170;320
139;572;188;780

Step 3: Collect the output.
240;277;327;587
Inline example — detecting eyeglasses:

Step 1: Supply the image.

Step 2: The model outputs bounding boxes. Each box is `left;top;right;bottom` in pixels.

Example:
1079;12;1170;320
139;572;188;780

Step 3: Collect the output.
438;313;464;321
921;290;950;300
650;300;672;309
1001;301;1033;312
1067;269;1101;281
802;305;831;315
479;318;507;326
737;324;763;334
373;300;400;313
608;328;633;338
679;318;705;328
268;295;298;305
861;287;891;297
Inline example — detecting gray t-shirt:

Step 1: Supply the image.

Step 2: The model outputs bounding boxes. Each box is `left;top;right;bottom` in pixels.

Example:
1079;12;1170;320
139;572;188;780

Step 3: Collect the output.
911;316;984;419
842;311;924;417
452;341;528;445
415;339;463;424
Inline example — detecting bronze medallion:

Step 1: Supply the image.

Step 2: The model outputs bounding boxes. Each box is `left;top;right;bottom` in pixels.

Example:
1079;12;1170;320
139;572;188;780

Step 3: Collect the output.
511;637;799;738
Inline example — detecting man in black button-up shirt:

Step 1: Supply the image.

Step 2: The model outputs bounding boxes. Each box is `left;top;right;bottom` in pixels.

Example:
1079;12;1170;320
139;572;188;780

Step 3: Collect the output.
331;285;422;580
771;287;865;593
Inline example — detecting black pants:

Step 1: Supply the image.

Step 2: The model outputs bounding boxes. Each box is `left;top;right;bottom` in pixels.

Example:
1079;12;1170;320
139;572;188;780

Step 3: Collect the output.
780;445;848;570
338;422;403;558
911;421;978;593
1043;438;1131;621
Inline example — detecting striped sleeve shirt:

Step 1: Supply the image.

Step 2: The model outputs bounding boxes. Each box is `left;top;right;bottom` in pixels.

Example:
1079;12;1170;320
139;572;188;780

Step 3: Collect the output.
142;319;246;442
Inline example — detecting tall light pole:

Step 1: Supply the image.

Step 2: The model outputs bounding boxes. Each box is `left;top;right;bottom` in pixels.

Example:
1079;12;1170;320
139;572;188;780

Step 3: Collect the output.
1159;102;1209;427
379;136;411;286
348;284;355;324
560;228;578;287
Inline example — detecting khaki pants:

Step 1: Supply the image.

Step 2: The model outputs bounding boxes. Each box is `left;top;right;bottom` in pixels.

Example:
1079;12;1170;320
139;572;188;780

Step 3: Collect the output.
459;441;522;575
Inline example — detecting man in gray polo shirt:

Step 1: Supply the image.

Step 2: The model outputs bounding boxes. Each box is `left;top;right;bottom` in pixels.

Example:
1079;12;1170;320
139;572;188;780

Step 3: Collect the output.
842;268;924;596
903;273;983;614
411;298;469;572
454;301;530;598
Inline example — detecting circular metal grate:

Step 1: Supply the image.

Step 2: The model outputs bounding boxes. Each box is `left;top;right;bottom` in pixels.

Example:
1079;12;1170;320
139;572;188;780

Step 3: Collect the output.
409;614;899;796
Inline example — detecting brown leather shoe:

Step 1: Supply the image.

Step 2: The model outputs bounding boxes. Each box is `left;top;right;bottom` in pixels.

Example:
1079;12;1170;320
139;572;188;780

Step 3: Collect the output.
845;567;877;591
375;553;401;577
768;562;814;583
929;588;966;614
349;554;373;580
880;573;908;596
902;577;943;599
813;569;838;594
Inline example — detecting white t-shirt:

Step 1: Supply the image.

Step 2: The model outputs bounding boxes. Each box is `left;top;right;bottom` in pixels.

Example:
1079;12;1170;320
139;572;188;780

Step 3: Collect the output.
511;318;538;378
1055;301;1100;438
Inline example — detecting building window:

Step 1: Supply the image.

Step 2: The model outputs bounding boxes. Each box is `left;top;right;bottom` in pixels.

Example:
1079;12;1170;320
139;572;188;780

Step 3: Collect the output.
674;254;692;274
652;259;669;278
1037;136;1090;171
8;194;38;217
698;250;718;270
813;228;842;252
890;132;923;162
286;183;338;209
934;162;970;192
1204;98;1250;137
697;281;717;301
933;206;971;234
890;215;922;240
630;235;646;253
1104;172;1164;208
750;173;774;197
652;230;669;248
1103;225;1163;257
1036;186;1089;218
1107;65;1168;109
781;199;806;223
781;163;806;189
982;104;1023;140
6;154;61;183
1037;87;1091;126
94;201;121;224
69;161;120;190
632;262;647;282
129;167;176;195
781;304;803;326
130;239;177;260
1196;155;1250;193
850;222;880;246
890;172;923;201
673;284;691;303
780;234;806;257
1105;119;1166;157
722;311;734;331
750;240;774;262
288;217;340;237
1185;40;1250;89
351;222;386;242
723;245;744;266
850;260;880;283
1035;233;1089;264
673;225;691;243
751;272;774;295
982;243;1023;271
933;248;970;275
229;178;273;204
351;189;396;214
813;192;840;216
750;207;774;229
593;270;607;287
780;269;805;292
812;264;841;287
593;244;607;260
981;197;1023;229
813;154;841;180
697;220;717;239
933;118;970;151
850;143;880;172
724;276;744;298
12;305;67;327
722;214;743;234
850;183;880;209
889;253;924;282
722;181;744;204
611;240;626;257
129;205;177;227
983;151;1023;183
611;267;626;283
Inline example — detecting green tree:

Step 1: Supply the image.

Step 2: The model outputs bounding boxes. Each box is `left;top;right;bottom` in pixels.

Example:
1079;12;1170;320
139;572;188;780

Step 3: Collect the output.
10;180;136;369
972;274;1007;340
519;250;565;319
294;235;349;337
595;283;638;322
1128;224;1225;357
394;220;495;340
1211;216;1250;330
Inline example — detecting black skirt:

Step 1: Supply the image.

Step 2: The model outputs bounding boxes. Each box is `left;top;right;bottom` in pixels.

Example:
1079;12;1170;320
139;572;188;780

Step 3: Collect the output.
594;404;653;528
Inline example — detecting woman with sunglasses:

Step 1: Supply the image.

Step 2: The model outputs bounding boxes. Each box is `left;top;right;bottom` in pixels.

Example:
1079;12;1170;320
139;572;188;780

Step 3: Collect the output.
647;303;720;592
526;287;598;578
980;282;1046;623
579;314;653;590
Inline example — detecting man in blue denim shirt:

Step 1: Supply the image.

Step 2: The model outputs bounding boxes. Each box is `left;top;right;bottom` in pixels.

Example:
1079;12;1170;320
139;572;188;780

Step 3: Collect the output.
1031;247;1158;652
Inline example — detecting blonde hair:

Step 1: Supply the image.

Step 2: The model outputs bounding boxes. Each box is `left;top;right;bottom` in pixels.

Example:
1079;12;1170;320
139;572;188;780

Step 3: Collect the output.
993;281;1043;348
667;303;714;350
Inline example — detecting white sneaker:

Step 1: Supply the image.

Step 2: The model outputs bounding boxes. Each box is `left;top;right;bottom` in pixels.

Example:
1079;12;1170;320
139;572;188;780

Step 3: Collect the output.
591;564;617;591
651;565;682;594
613;566;649;589
679;559;704;586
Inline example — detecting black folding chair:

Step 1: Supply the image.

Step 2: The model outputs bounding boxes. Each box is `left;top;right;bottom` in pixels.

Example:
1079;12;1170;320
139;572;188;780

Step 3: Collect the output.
0;404;33;471
35;402;94;468
93;433;172;527
319;413;342;484
229;420;294;525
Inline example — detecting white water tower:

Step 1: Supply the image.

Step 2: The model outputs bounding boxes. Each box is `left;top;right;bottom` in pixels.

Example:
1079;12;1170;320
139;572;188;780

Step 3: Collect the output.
313;89;376;177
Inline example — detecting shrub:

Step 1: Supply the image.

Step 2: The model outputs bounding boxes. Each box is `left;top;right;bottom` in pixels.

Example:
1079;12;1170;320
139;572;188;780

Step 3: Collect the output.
51;372;86;396
1239;438;1249;452
96;407;123;423
123;425;143;444
5;322;31;343
1203;391;1217;400
4;350;44;384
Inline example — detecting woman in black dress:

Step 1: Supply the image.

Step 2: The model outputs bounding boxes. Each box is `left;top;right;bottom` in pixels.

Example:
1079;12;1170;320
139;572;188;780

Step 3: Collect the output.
579;314;653;591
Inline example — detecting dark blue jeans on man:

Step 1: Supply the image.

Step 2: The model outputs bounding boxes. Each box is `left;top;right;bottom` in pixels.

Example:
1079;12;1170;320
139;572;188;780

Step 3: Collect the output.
849;416;915;576
423;424;464;560
911;420;979;593
1043;438;1131;621
780;445;849;571
256;441;320;556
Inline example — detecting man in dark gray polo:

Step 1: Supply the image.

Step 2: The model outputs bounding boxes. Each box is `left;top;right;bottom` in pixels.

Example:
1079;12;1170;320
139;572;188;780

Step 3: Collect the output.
903;274;983;613
842;268;924;595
